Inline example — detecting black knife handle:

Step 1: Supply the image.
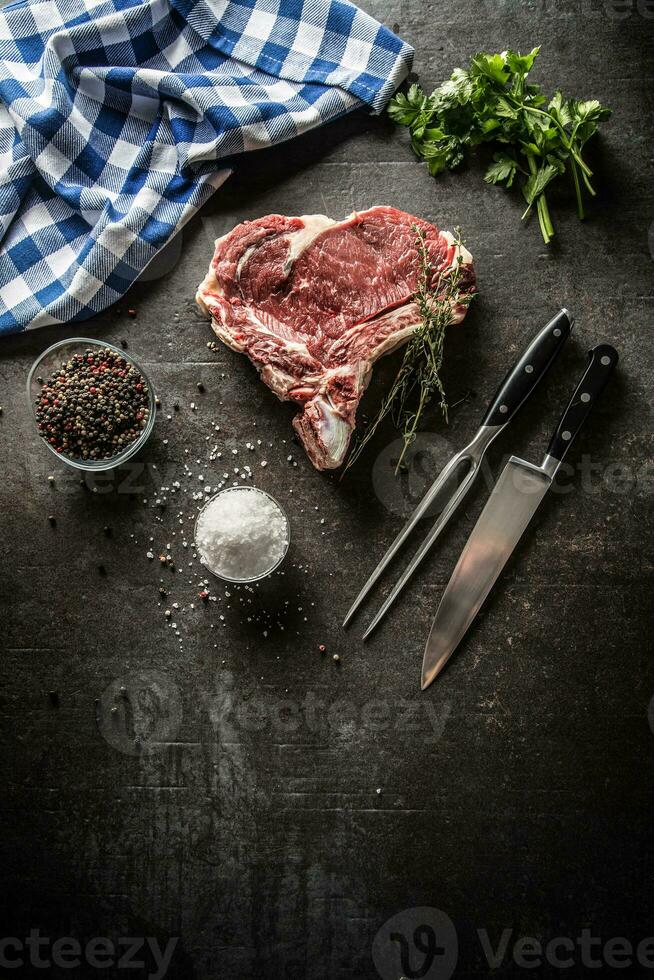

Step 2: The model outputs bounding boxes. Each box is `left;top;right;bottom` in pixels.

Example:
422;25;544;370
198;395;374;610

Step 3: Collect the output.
481;309;573;427
545;344;619;464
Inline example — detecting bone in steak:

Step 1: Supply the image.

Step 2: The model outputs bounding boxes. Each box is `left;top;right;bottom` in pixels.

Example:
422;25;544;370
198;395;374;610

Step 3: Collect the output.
196;206;475;470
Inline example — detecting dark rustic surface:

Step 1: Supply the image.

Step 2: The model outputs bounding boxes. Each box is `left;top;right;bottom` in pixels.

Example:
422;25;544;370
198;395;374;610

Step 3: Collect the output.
1;3;653;978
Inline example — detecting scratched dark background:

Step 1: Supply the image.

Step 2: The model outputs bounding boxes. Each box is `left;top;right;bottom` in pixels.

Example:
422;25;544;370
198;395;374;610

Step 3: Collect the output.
1;1;653;978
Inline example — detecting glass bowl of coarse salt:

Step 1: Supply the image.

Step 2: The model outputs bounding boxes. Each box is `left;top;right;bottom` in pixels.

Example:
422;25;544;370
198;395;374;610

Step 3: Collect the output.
194;486;290;584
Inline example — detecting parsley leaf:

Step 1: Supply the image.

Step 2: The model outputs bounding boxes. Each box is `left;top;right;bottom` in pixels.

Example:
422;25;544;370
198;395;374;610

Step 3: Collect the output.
471;52;511;84
484;152;520;188
505;46;541;75
522;162;562;206
387;84;430;127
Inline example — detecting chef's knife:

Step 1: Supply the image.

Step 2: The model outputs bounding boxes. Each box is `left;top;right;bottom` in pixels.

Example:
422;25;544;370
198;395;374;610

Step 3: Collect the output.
343;308;574;635
421;343;619;691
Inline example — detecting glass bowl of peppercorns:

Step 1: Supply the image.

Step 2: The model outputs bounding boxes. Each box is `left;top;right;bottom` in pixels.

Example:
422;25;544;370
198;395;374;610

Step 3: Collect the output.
28;338;156;470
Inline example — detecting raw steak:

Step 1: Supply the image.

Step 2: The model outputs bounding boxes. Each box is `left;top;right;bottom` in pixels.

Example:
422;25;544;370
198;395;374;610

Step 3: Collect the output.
196;206;475;470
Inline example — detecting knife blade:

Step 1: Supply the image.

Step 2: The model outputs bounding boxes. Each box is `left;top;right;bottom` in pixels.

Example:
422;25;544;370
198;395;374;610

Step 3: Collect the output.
421;343;619;691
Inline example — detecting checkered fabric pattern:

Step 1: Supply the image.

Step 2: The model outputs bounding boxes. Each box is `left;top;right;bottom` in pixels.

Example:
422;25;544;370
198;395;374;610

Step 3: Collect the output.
0;0;412;334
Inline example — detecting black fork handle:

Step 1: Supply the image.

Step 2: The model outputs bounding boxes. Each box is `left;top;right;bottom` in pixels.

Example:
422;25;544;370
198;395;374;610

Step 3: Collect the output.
482;309;573;427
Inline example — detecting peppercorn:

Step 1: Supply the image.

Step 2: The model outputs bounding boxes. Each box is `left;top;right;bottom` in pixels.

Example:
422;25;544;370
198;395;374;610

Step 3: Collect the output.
98;564;107;576
127;309;137;318
47;475;55;485
48;515;56;526
332;654;340;663
120;339;128;348
196;382;205;393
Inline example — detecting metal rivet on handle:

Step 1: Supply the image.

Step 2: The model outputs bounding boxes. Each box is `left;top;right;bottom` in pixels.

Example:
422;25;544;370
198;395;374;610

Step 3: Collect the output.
601;355;611;366
499;404;508;414
562;430;572;441
525;364;533;374
581;392;591;403
553;328;562;337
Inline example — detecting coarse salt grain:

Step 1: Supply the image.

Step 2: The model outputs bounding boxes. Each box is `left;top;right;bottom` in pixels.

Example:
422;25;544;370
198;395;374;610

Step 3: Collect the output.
195;487;289;582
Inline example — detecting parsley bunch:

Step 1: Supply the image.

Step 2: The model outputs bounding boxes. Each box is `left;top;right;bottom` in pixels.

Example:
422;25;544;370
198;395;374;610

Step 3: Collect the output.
388;47;611;243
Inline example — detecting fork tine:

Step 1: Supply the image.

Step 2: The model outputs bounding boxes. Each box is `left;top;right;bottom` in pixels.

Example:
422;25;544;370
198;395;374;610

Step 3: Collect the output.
342;448;469;628
362;463;480;640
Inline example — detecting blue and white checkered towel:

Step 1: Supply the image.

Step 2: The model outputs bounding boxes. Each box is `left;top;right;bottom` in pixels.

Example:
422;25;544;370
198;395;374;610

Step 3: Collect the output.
0;0;412;335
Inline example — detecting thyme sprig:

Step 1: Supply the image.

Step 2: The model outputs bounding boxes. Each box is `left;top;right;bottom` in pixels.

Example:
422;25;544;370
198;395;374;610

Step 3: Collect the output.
344;226;472;474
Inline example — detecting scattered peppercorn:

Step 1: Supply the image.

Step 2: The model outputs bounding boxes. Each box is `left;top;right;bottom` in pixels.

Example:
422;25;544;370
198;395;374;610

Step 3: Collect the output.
47;475;55;485
319;644;326;653
332;653;340;663
159;587;168;598
98;564;107;576
103;525;112;536
120;338;128;348
196;382;205;393
164;609;172;619
34;346;150;461
127;309;137;318
173;401;180;411
48;515;56;526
